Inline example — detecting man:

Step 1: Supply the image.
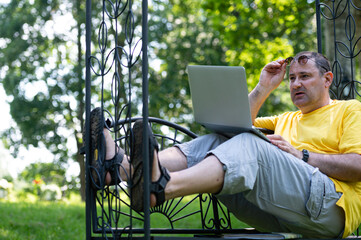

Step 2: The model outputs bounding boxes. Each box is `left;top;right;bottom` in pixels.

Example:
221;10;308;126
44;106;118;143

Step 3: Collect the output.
89;51;361;238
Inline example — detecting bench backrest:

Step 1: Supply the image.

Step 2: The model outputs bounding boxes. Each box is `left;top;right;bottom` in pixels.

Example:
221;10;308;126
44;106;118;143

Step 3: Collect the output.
316;0;361;100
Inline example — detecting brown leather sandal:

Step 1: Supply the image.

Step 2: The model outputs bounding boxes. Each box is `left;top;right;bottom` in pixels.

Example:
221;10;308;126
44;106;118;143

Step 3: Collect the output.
86;107;124;190
131;120;170;212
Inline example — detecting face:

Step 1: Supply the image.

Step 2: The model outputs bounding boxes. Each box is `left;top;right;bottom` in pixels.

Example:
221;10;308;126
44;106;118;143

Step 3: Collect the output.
289;60;332;114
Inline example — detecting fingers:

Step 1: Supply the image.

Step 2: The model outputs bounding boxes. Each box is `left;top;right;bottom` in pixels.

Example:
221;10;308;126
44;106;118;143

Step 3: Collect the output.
268;134;290;148
268;135;287;150
267;134;302;159
264;61;283;72
267;134;284;141
265;59;287;70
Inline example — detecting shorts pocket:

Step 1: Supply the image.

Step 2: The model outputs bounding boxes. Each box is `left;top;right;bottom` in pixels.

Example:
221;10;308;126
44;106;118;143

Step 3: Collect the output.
305;169;325;220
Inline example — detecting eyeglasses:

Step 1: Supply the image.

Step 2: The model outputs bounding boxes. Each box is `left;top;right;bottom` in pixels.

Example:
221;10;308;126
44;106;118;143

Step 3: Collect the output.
285;56;294;65
285;55;329;72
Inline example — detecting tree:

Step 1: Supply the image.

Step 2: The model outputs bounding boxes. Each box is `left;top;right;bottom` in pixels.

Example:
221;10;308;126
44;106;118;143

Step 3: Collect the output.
148;0;316;133
0;0;88;200
20;162;66;186
148;0;228;134
201;0;316;115
0;0;318;201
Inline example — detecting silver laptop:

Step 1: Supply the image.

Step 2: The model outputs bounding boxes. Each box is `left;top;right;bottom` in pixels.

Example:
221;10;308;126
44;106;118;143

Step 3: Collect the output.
187;65;270;142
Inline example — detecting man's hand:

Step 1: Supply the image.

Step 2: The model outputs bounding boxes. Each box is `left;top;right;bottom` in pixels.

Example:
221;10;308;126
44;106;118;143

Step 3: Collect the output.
249;59;287;122
267;134;302;159
258;59;287;93
267;134;361;181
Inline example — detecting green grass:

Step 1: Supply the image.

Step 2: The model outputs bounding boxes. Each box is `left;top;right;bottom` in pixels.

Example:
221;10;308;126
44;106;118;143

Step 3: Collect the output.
1;196;359;239
0;199;85;240
0;194;249;239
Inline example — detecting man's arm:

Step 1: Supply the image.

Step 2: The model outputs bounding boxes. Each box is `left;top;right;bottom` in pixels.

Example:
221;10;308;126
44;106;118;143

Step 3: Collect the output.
307;152;361;182
249;60;287;123
268;134;361;182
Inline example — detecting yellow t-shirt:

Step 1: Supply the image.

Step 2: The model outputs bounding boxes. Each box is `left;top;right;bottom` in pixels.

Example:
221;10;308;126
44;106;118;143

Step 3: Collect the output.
254;99;361;238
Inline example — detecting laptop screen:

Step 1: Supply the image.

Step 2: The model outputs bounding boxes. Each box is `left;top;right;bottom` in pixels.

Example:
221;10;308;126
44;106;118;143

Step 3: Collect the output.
187;65;253;134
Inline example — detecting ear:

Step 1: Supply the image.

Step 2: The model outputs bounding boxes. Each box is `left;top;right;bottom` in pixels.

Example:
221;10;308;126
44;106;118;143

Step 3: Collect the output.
323;71;333;88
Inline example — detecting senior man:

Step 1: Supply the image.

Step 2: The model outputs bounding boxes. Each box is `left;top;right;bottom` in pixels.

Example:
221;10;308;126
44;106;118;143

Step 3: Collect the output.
88;51;361;238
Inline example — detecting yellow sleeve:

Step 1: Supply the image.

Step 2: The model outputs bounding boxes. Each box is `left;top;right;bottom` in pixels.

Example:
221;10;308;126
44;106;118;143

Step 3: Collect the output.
254;116;278;131
339;102;361;154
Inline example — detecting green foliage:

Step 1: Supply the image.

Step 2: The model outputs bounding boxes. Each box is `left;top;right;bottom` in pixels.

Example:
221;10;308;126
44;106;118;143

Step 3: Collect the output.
148;0;316;133
1;0;317;199
0;0;84;160
201;0;316;53
18;162;80;200
20;162;65;186
0;0;88;199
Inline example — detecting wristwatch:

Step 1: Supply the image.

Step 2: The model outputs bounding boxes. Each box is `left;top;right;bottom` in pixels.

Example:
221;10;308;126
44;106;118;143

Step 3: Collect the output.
302;149;309;163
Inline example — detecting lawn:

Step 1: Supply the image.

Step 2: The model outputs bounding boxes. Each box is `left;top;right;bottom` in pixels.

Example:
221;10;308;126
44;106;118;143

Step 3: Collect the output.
0;193;249;240
1;196;359;239
0;198;85;240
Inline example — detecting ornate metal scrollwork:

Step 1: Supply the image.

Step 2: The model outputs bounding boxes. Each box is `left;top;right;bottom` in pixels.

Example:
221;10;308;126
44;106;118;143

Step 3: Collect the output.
317;0;361;100
85;0;235;237
85;0;361;239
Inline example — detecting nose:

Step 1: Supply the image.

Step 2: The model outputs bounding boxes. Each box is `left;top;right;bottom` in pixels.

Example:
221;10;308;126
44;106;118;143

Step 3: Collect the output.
291;78;302;89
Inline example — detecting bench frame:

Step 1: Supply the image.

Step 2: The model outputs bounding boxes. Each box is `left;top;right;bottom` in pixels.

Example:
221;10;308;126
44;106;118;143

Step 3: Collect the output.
84;0;361;239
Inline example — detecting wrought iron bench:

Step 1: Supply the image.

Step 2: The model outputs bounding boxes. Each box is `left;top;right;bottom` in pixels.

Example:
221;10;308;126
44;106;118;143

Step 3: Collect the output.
87;116;252;239
84;0;361;239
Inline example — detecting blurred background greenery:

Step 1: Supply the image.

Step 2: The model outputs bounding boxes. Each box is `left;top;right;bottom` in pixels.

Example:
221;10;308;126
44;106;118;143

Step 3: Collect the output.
0;0;318;202
1;0;361;239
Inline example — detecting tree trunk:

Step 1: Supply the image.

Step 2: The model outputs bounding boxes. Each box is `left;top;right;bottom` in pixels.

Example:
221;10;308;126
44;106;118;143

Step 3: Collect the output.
75;0;86;201
77;152;86;201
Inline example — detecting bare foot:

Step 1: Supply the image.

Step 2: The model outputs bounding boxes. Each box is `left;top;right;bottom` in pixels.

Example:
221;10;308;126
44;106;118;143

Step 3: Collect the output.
150;150;161;207
103;129;129;185
103;126;165;208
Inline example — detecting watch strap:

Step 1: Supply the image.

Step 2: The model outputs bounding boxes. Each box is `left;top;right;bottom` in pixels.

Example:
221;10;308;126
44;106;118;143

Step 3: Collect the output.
302;149;309;163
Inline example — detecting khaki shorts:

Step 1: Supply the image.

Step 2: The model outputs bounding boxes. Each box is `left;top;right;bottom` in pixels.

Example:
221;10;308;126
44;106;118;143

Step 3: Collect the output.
177;133;344;238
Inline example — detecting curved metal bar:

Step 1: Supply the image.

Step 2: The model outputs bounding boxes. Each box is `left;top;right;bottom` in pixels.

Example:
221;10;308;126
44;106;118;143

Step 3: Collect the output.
350;0;361;10
334;0;348;19
318;0;361;101
353;36;361;57
114;116;198;139
345;14;356;41
84;0;360;238
335;40;352;58
104;0;128;19
98;21;108;53
130;38;143;68
125;10;135;45
319;3;335;20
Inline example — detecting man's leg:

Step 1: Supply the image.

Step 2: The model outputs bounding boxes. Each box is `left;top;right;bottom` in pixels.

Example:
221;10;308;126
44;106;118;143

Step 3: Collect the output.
153;154;225;201
207;133;344;238
151;134;229;204
104;130;227;185
158;147;188;172
153;132;344;238
103;129;189;183
103;128;228;207
105;128;344;238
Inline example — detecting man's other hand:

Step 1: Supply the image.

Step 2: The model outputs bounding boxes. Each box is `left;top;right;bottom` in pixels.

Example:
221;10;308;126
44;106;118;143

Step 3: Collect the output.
267;134;303;159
